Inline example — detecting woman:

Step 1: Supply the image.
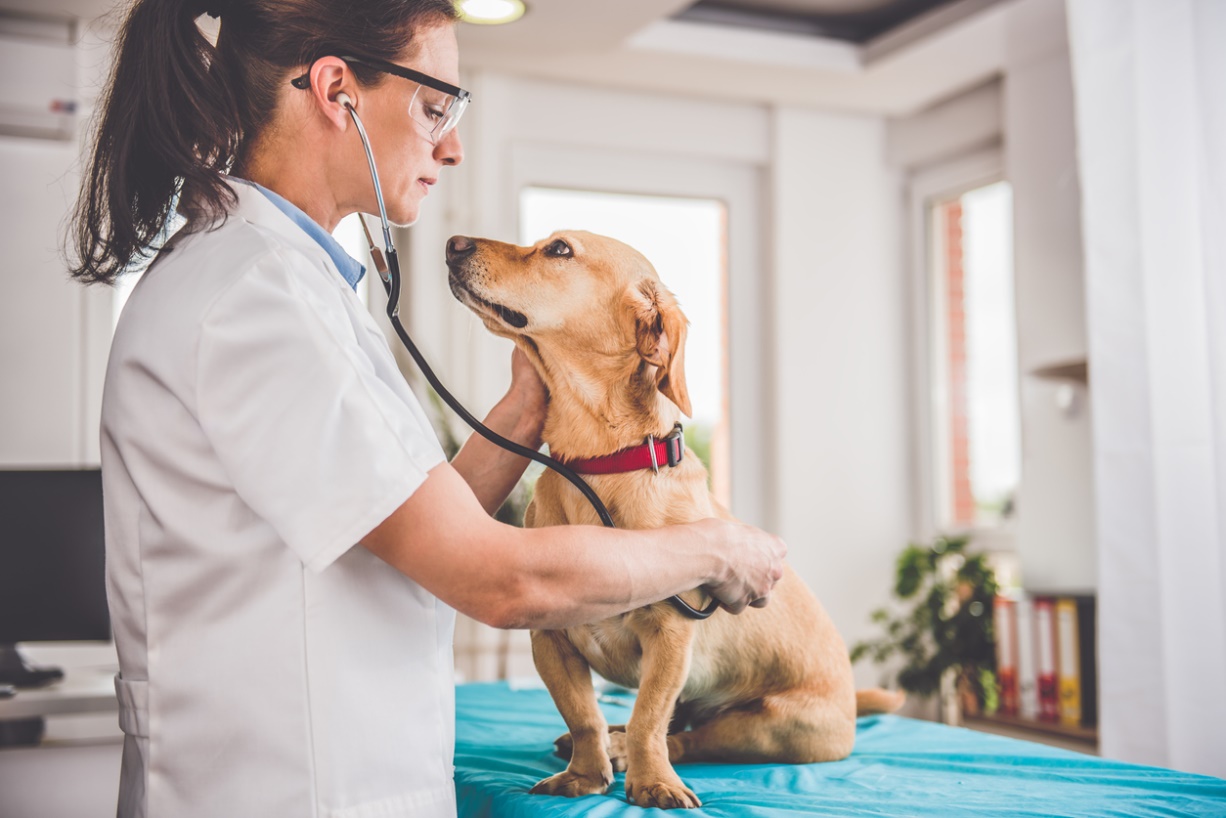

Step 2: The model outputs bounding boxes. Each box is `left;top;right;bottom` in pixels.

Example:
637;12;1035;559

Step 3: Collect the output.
71;1;786;815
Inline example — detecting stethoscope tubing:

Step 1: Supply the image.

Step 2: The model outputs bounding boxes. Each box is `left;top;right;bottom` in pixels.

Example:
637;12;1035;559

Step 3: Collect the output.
343;101;717;620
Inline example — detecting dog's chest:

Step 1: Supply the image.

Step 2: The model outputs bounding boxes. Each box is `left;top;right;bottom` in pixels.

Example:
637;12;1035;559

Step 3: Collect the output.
566;619;645;689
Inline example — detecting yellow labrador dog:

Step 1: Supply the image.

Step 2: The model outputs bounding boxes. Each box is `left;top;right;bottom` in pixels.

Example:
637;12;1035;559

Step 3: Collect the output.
446;231;903;810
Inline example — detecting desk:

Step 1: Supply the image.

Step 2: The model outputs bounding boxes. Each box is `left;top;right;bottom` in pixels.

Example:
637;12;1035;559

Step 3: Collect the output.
0;666;122;817
0;667;118;721
0;666;120;747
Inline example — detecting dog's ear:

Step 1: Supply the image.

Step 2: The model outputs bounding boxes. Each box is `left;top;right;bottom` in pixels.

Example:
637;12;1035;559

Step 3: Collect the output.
625;279;692;417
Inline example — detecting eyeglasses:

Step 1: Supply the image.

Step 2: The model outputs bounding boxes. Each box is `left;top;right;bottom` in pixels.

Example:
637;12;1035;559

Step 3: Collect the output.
290;55;471;144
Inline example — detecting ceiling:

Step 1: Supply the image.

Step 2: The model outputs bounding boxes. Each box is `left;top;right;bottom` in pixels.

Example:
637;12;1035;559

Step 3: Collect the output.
0;0;1016;117
677;0;963;42
455;0;1014;116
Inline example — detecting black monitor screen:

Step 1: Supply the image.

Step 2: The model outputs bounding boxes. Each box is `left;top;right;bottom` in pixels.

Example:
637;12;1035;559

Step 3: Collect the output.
0;469;110;644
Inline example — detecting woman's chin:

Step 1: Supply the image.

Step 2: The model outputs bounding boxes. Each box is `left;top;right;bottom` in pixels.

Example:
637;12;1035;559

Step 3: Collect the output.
382;182;430;226
387;203;421;228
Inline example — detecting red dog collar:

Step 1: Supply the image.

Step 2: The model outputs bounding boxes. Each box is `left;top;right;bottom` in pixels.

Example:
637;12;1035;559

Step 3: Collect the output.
565;423;685;475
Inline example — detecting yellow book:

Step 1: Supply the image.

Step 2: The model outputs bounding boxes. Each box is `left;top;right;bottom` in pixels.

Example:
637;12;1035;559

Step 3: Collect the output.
1056;598;1082;727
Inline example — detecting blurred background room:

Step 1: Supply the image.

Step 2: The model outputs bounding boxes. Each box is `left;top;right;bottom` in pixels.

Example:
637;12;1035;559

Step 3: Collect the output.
1;0;1222;814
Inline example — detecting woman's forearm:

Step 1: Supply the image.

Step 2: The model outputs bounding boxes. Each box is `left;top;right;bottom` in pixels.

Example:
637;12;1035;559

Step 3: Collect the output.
362;464;785;630
492;522;730;630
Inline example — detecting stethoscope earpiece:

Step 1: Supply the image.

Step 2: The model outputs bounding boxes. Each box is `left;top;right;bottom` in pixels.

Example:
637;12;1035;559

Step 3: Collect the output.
336;92;354;110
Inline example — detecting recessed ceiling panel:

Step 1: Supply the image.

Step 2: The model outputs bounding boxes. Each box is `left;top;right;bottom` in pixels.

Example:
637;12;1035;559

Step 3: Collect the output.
678;0;962;42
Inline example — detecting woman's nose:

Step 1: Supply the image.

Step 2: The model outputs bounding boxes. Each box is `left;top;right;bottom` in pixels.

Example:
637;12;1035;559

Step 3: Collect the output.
436;127;463;166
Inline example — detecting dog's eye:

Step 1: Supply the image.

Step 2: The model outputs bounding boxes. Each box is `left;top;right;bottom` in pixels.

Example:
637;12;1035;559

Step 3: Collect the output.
544;240;573;258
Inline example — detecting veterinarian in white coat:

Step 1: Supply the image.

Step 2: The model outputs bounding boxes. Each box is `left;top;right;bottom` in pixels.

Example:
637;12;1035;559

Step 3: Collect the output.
71;1;786;816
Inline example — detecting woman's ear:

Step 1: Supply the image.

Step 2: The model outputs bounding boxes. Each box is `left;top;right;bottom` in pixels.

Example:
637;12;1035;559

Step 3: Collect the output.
305;57;356;131
626;279;692;417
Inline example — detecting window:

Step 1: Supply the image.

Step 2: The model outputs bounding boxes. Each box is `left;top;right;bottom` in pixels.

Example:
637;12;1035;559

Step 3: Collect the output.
519;186;730;504
928;181;1019;530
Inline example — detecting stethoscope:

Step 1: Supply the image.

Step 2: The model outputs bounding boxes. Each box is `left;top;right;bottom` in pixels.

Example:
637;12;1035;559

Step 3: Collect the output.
336;93;718;620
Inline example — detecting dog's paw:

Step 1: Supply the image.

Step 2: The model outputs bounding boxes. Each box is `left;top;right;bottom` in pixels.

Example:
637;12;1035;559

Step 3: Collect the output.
626;773;702;810
608;730;628;773
553;727;628;772
530;767;613;798
552;732;573;760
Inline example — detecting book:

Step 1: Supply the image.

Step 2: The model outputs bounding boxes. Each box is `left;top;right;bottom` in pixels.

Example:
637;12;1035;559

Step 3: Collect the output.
993;595;1018;716
1034;597;1059;722
1015;595;1038;720
1056;598;1081;727
1075;596;1097;728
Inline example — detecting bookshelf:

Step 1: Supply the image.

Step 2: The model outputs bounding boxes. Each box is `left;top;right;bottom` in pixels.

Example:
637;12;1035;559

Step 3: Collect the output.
1028;357;1088;383
970;590;1099;754
963;712;1098;751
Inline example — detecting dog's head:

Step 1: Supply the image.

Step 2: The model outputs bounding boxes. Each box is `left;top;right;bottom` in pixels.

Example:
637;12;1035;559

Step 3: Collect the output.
445;230;691;418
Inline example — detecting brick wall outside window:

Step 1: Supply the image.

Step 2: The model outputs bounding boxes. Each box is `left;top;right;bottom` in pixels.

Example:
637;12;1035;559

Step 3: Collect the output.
942;200;976;526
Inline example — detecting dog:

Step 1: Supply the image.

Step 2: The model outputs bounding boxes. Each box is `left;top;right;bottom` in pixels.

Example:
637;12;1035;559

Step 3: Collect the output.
446;230;904;810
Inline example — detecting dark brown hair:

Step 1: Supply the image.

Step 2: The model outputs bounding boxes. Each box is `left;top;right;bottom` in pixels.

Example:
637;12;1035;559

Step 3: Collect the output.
70;0;457;285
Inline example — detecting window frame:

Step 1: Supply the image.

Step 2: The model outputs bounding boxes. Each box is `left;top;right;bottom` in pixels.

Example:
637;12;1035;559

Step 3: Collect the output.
509;143;770;528
906;147;1015;541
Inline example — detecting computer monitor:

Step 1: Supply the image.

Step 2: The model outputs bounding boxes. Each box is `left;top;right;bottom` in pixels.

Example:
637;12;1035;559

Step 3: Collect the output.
0;468;110;687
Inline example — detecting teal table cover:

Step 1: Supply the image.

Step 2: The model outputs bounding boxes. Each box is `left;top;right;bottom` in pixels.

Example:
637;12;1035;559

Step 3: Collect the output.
454;682;1226;817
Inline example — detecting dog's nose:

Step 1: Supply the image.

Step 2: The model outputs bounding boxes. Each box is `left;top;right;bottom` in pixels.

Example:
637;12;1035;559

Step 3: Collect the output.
447;235;476;263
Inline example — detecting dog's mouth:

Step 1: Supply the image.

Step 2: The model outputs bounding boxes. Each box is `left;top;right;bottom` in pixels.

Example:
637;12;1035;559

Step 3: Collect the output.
448;271;529;329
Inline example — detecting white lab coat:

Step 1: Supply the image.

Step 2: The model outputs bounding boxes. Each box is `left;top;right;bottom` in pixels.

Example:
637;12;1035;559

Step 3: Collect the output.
101;182;457;818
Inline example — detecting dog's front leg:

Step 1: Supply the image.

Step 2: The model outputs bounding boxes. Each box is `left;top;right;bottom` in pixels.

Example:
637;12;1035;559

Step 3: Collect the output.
529;629;613;798
625;612;701;809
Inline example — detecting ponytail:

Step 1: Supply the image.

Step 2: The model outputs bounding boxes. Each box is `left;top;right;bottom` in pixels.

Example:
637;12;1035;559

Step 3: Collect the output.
70;0;458;286
72;0;240;285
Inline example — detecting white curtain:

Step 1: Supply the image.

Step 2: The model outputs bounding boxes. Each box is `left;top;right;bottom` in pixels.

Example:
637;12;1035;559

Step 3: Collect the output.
1067;0;1226;778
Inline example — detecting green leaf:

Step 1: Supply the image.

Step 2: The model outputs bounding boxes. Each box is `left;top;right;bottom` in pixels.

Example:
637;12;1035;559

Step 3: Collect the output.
852;533;998;700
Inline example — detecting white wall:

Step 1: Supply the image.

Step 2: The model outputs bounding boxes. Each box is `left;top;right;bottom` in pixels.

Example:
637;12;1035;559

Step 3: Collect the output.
770;108;911;690
1003;0;1096;593
0;138;97;465
0;14;111;468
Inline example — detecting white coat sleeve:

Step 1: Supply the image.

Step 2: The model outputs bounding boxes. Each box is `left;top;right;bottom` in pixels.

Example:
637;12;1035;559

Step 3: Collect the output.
194;248;444;572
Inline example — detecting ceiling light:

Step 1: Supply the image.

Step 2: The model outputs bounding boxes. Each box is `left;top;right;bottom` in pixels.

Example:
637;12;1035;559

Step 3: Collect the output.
456;0;527;25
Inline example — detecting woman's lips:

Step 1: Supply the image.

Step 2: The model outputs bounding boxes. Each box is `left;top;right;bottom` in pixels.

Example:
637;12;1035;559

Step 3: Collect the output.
418;178;436;193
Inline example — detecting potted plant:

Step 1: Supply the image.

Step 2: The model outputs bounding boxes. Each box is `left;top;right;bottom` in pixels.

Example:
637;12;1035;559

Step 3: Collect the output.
849;536;999;723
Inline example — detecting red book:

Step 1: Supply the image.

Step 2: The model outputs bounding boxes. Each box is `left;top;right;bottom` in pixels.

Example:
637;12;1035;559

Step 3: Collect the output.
1034;597;1059;722
994;595;1018;716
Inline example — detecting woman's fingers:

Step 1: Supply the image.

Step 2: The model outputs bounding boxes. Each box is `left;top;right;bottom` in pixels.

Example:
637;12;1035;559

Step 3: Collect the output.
702;520;786;615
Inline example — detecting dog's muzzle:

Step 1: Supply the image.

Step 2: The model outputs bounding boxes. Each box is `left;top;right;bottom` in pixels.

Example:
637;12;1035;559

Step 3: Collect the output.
446;267;530;330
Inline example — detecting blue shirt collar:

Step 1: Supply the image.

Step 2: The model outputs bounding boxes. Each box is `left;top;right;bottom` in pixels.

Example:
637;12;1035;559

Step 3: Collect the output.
232;178;366;291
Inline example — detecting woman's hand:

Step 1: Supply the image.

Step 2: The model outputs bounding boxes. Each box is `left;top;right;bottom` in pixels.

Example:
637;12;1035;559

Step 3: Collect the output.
506;346;548;448
695;519;788;614
447;347;548;515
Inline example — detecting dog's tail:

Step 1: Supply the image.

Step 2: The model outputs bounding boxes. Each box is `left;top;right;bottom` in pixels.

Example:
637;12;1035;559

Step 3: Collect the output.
856;688;906;716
